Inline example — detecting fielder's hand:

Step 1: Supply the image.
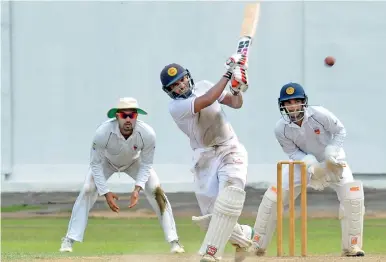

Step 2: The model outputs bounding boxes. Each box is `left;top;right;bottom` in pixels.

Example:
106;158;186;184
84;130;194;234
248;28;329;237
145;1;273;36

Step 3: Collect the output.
128;191;139;208
104;192;120;213
229;66;248;95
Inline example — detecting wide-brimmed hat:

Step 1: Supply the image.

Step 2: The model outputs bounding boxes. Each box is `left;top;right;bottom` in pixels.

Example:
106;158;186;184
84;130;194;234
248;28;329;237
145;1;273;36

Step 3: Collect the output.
107;97;148;118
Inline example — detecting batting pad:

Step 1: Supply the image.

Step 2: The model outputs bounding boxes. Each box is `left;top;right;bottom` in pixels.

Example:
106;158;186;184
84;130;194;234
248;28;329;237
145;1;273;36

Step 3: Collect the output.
198;186;246;259
252;186;278;250
339;181;365;250
253;185;301;250
192;214;253;248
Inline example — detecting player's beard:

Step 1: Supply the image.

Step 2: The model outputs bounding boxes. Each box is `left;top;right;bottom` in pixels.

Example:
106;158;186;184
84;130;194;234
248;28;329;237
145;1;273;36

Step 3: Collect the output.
287;109;304;122
121;122;133;136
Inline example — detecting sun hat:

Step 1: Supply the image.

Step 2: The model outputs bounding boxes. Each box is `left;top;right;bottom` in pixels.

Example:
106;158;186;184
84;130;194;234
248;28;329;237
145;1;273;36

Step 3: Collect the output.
107;97;148;118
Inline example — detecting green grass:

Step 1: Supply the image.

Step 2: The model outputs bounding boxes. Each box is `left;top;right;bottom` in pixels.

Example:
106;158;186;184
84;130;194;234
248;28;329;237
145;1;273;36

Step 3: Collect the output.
1;205;41;213
1;217;385;260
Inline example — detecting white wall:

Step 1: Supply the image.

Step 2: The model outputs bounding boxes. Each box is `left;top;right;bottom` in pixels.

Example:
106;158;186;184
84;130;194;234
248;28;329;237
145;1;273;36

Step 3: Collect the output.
1;2;386;192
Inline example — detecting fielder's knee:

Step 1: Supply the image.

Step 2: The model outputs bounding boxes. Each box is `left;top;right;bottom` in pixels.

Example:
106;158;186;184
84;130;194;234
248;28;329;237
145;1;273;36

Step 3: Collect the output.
154;186;168;215
83;181;96;194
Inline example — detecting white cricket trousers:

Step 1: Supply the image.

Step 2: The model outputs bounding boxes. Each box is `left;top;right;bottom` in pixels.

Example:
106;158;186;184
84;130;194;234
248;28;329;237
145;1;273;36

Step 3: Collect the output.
192;143;248;216
64;160;179;243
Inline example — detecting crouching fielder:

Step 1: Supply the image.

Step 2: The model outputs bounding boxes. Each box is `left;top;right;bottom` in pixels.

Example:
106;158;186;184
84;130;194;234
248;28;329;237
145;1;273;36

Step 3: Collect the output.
252;83;365;257
160;54;253;262
59;97;184;254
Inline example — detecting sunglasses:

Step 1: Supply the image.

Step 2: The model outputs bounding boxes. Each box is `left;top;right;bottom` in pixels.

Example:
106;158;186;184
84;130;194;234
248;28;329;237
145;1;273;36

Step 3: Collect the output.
117;112;138;119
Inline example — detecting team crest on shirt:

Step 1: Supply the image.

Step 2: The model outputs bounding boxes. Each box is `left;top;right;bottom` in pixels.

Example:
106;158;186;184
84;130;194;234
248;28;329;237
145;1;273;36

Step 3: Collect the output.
314;129;320;134
133;145;138;150
234;158;243;164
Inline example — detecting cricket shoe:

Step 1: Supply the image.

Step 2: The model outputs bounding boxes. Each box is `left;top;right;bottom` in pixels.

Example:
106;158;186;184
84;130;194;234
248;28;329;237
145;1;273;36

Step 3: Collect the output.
250;233;267;256
170;240;185;253
200;254;219;262
233;225;254;262
59;237;74;252
342;246;365;257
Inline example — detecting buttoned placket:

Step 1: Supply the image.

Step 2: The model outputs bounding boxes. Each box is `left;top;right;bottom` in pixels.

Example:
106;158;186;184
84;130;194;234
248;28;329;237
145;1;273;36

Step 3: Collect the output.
113;122;136;179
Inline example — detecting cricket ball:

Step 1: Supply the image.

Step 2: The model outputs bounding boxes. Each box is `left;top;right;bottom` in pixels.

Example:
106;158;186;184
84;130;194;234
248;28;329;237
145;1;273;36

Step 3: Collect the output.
324;56;335;67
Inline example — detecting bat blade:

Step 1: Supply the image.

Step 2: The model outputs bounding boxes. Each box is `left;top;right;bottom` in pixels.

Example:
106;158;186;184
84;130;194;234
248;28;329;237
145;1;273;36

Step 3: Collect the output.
237;2;260;57
240;2;260;38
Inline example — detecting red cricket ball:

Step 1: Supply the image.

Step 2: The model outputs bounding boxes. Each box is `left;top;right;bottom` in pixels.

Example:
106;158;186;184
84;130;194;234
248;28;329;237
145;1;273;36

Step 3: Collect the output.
325;56;335;67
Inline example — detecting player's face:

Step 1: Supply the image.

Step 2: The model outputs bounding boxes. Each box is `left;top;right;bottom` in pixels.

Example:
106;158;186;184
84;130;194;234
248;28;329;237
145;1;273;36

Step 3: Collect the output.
170;76;190;95
283;99;305;122
116;109;137;136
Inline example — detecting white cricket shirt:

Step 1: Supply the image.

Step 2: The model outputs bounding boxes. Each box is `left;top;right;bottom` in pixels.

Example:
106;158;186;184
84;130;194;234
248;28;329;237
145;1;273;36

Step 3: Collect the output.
275;106;346;162
90;119;156;195
168;80;238;150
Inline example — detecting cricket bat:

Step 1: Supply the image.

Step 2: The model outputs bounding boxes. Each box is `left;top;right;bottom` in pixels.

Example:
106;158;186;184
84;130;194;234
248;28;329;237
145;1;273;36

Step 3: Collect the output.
236;2;261;57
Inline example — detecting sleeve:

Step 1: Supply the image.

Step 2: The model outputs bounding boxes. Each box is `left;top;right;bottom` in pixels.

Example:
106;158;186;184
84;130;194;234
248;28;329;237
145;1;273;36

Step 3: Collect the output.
90;131;110;196
135;127;156;190
274;124;307;161
317;107;346;148
169;97;196;119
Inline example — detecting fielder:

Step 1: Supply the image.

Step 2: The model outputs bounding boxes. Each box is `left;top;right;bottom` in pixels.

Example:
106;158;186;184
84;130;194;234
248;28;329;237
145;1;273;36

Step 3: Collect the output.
59;97;184;254
160;54;253;262
252;83;365;257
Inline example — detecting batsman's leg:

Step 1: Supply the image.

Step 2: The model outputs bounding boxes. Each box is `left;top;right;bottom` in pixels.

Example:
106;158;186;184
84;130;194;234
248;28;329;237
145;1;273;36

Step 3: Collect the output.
195;145;252;262
140;168;184;254
252;163;303;256
198;185;246;262
60;164;114;252
192;206;254;262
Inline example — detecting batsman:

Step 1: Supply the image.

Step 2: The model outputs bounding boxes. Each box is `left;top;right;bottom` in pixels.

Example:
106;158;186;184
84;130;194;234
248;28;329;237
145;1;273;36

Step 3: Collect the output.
160;53;253;262
252;82;365;257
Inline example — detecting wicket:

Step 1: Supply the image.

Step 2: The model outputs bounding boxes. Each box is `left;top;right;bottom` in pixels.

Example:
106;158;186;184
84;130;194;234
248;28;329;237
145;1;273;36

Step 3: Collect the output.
276;161;308;257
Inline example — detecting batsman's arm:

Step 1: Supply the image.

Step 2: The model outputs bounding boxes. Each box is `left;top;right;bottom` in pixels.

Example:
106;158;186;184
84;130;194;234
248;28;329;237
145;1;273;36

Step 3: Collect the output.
193;77;229;114
193;53;247;114
135;127;156;190
90;132;110;196
219;92;243;109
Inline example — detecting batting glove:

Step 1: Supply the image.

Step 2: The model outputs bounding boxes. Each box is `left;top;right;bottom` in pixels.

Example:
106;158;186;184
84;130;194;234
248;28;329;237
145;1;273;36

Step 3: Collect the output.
229;66;248;95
